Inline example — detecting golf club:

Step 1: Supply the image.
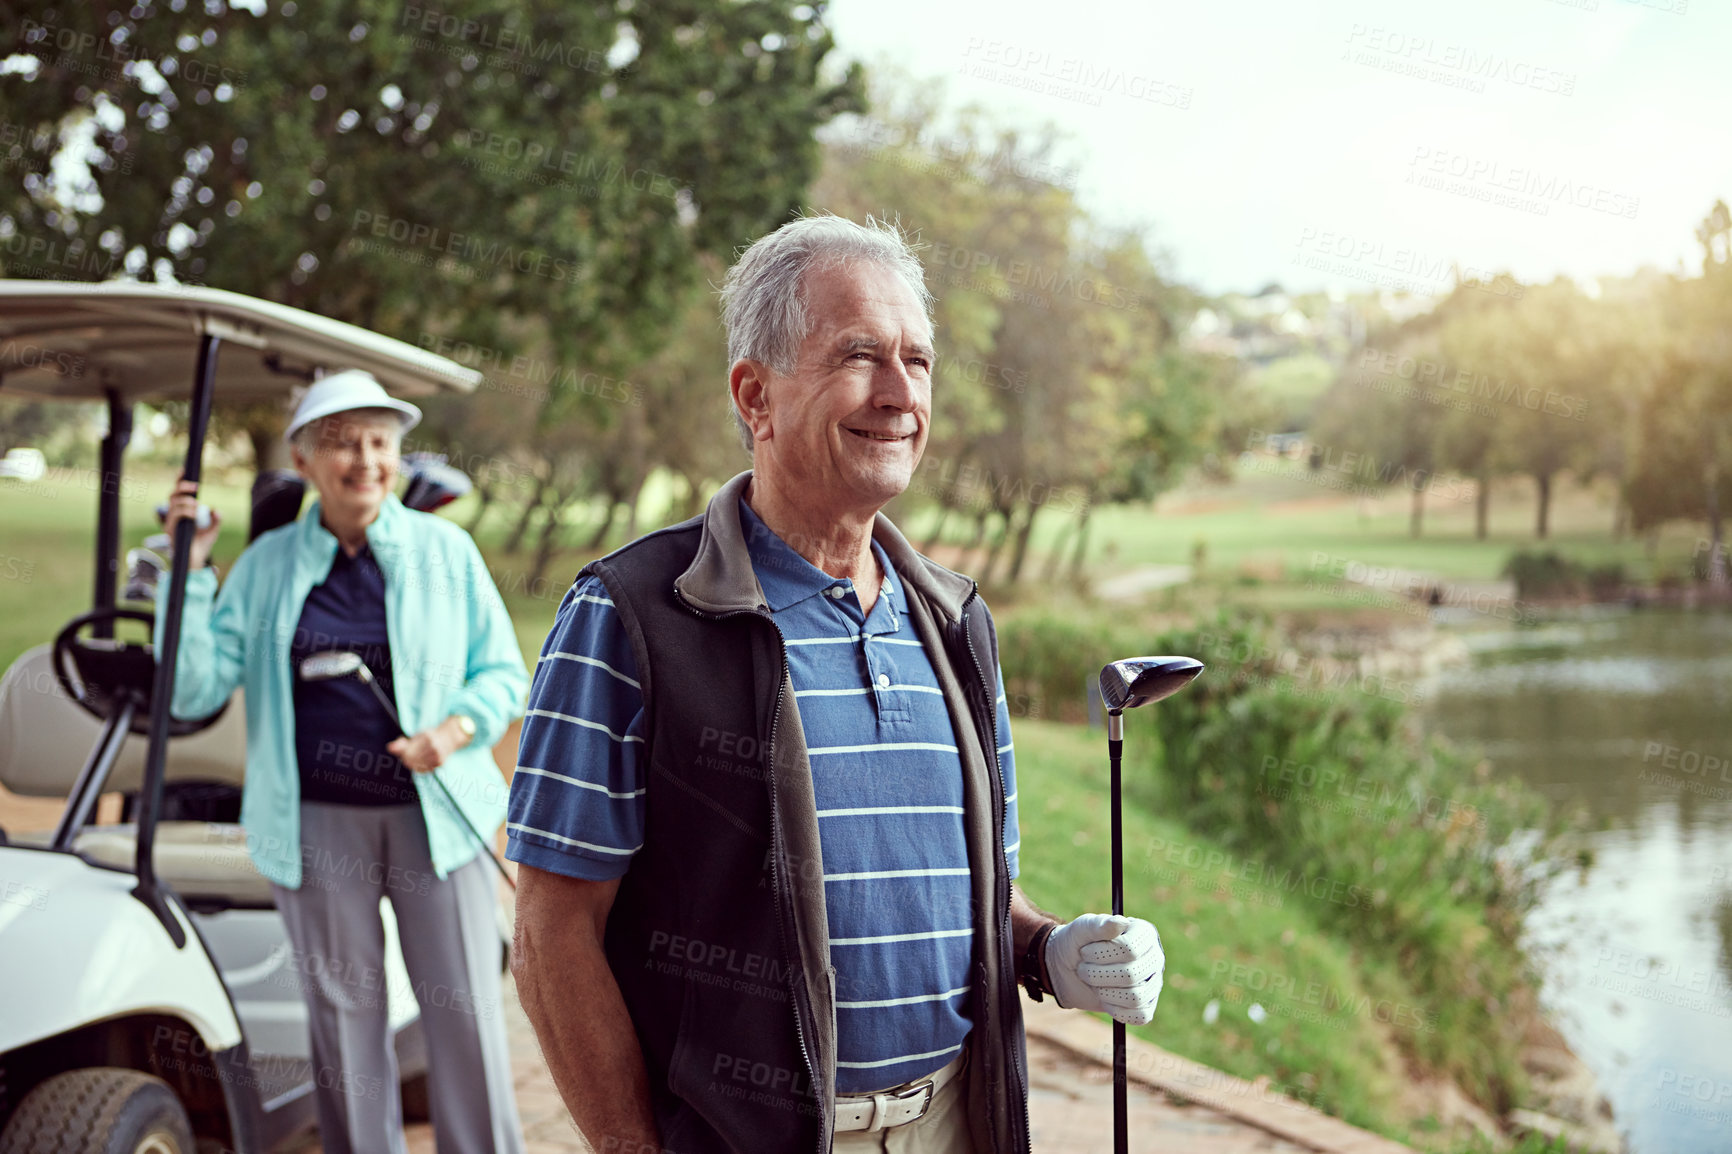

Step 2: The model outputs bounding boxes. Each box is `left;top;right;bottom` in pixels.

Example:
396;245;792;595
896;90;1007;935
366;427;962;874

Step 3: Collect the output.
401;452;473;513
1098;655;1204;1154
298;650;516;890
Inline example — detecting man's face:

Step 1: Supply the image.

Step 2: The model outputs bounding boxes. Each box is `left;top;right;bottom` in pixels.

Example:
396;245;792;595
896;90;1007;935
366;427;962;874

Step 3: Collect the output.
739;260;934;514
292;410;402;525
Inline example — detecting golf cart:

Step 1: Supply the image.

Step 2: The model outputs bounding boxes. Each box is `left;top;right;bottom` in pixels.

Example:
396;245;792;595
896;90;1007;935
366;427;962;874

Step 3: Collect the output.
0;281;482;1152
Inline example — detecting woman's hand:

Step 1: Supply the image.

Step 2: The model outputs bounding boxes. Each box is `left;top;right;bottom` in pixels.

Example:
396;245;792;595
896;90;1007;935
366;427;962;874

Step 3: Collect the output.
164;475;222;570
387;717;471;774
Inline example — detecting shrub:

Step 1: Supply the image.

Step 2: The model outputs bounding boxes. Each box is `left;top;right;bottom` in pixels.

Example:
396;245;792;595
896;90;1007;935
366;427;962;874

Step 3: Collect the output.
1501;550;1626;601
994;610;1116;723
1143;615;1563;1110
997;607;1566;1114
1584;563;1626;598
1502;550;1580;599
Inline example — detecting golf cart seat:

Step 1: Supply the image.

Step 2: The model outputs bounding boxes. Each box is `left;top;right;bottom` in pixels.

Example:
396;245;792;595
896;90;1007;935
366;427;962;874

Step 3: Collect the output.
0;644;269;904
8;821;274;906
68;822;271;905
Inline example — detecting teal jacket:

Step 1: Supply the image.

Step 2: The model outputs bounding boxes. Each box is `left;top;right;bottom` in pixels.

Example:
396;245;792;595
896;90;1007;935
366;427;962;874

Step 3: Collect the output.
155;494;529;889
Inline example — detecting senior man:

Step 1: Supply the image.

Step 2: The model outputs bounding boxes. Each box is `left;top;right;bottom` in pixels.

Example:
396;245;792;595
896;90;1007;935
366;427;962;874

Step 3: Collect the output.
507;215;1165;1153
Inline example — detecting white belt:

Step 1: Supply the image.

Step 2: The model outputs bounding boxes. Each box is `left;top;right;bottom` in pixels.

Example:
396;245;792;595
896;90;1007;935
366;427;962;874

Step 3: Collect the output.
834;1049;966;1133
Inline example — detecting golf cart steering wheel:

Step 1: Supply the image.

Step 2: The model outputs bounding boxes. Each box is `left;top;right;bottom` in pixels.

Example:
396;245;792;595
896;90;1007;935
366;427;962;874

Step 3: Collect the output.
53;608;227;737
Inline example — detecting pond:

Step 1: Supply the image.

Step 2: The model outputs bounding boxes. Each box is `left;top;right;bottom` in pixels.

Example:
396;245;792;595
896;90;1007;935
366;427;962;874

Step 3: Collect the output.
1421;609;1732;1154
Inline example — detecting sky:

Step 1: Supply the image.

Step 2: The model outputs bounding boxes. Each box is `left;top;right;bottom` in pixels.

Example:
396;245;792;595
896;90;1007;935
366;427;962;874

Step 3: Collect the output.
822;0;1732;297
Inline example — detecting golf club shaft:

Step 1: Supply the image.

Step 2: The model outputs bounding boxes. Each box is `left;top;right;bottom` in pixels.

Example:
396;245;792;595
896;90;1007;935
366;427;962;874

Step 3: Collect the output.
424;768;516;890
359;673;404;732
361;673;517;890
1108;717;1128;1154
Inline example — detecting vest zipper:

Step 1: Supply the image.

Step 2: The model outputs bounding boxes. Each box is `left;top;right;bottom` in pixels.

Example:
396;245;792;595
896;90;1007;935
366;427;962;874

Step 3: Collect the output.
960;588;1032;1154
673;588;825;1154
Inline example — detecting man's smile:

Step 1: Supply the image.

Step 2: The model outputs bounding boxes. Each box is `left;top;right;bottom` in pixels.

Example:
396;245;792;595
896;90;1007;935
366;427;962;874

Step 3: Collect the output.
845;427;913;443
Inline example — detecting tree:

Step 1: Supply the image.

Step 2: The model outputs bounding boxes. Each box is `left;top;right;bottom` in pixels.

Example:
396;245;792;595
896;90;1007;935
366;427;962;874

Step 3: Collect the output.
811;83;1205;584
1;0;863;456
1687;203;1732;586
1627;244;1732;584
1580;273;1669;540
1432;288;1522;540
1464;280;1602;540
1312;312;1447;538
409;366;542;536
631;264;741;520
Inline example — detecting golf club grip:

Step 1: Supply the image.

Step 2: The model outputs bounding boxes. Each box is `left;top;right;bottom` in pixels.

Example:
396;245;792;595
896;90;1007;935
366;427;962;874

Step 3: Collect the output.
387;713;516;891
1109;735;1127;1151
1115;1020;1128;1153
1109;739;1123;917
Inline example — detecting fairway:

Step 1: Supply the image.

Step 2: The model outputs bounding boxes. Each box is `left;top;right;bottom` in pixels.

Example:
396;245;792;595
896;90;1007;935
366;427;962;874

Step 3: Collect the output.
915;462;1711;586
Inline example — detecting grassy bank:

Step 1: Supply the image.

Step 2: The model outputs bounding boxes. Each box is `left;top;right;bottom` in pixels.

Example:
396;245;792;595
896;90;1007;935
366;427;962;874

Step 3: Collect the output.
1012;716;1414;1132
999;602;1573;1149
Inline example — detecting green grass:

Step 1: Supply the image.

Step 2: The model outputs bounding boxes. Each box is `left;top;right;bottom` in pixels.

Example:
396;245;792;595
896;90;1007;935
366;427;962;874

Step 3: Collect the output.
0;462;255;670
1014;716;1431;1139
0;461;606;673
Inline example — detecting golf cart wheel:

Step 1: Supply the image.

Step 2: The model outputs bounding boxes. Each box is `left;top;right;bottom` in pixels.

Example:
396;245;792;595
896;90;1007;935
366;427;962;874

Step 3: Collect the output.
0;1067;194;1154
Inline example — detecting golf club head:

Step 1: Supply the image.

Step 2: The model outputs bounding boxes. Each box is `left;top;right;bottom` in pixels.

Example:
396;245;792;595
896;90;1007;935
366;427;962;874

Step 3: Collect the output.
120;547;167;604
1099;656;1205;712
402;453;472;513
299;650;366;683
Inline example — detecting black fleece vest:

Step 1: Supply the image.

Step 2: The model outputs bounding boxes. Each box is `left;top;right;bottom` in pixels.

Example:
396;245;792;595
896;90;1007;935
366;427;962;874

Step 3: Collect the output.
582;511;1030;1154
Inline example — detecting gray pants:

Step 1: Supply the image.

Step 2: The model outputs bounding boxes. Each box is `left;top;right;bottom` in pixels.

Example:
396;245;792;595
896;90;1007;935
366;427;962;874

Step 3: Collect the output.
272;801;524;1154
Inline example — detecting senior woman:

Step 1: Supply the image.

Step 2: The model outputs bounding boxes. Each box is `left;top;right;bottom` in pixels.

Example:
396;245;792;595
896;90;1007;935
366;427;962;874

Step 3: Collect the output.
158;369;529;1154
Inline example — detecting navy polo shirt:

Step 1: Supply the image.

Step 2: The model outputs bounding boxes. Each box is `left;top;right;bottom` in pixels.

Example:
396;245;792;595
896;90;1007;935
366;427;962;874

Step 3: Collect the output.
507;501;1021;1091
290;544;419;806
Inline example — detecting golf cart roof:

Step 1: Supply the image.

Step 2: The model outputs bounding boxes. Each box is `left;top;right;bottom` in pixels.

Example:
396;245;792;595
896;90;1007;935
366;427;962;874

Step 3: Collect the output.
0;279;481;403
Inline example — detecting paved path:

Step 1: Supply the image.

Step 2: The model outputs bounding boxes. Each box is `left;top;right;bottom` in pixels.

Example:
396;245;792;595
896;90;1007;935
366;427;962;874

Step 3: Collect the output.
1093;564;1193;602
383;980;1409;1154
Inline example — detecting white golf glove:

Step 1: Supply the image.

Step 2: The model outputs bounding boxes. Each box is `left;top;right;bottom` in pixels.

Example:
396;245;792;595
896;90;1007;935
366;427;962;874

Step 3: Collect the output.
1045;914;1165;1026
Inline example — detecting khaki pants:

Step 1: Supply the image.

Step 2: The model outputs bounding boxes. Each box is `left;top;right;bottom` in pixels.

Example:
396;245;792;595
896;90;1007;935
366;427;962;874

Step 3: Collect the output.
831;1061;976;1154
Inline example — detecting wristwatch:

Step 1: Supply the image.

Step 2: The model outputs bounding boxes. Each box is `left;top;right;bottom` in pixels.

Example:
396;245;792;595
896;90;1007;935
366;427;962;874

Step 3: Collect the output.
451;714;477;742
1020;921;1058;1002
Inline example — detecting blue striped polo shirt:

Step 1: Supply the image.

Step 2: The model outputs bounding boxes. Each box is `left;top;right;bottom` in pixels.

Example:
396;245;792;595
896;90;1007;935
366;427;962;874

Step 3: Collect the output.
506;501;1020;1092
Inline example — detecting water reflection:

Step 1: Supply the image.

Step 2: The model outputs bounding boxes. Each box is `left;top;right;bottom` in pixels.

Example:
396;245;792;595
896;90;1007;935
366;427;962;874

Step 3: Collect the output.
1422;610;1732;1154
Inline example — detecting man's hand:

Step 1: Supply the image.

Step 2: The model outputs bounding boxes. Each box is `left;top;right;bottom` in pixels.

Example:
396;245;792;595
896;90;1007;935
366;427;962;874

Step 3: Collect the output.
1045;914;1165;1026
386;717;468;773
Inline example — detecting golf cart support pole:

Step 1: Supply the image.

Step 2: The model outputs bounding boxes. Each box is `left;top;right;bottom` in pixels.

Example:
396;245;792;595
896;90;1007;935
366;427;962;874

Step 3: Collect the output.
93;388;133;639
132;331;222;946
50;697;139;850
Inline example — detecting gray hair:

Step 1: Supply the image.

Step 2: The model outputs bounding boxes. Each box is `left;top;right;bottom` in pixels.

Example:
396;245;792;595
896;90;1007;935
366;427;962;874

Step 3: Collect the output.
290;407;406;456
720;214;934;452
